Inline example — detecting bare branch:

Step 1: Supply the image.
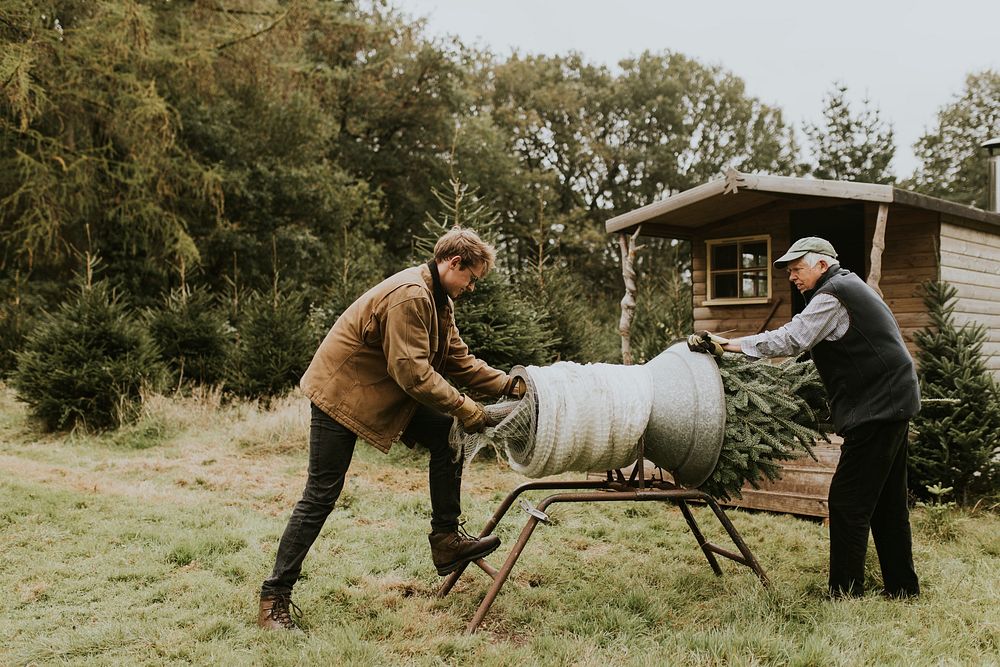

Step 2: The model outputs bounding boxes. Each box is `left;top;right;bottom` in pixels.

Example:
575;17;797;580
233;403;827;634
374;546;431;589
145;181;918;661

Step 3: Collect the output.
214;7;290;52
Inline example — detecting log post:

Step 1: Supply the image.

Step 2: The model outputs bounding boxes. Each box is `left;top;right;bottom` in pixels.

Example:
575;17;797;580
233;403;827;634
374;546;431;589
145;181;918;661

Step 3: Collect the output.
618;227;643;365
866;203;889;298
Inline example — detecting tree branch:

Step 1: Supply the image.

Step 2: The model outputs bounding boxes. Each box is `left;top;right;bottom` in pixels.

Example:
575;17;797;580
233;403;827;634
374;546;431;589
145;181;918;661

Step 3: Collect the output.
214;7;290;52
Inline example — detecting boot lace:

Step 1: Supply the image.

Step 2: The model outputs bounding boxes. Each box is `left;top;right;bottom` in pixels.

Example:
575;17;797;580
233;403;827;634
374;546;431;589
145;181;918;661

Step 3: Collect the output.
456;520;479;544
268;594;303;630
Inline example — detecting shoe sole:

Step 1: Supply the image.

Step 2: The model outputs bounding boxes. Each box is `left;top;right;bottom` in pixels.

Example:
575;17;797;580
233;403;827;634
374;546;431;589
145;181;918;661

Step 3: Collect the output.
435;540;501;576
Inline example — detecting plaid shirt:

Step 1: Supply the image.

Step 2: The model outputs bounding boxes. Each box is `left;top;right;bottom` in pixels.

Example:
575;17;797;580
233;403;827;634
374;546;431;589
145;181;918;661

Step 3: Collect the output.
739;293;850;358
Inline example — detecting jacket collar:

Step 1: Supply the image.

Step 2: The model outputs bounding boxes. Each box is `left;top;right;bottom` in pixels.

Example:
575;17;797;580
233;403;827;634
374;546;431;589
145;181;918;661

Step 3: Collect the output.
803;262;842;303
425;261;449;310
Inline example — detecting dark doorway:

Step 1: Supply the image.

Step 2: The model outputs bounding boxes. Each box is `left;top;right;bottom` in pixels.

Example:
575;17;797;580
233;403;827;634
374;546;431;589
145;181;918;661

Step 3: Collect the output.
788;204;866;314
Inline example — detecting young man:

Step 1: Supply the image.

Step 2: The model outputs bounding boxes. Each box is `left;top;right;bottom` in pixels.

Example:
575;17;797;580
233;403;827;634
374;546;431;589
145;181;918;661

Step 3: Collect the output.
258;227;525;630
689;236;921;599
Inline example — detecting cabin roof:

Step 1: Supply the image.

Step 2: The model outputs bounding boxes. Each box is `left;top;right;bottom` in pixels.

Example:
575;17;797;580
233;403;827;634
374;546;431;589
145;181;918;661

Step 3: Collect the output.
605;170;1000;238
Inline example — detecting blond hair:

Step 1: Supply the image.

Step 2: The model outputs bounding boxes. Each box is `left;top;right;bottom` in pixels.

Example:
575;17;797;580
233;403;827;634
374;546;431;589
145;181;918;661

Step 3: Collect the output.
433;226;496;273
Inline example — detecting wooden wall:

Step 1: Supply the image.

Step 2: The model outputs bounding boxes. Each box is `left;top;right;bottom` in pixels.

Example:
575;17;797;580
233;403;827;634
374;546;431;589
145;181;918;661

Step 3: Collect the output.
866;204;937;358
690;201;937;359
691;208;793;335
940;219;1000;377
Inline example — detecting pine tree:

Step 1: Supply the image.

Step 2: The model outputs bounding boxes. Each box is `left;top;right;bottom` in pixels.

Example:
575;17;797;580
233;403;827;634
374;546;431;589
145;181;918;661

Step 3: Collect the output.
803;83;896;184
700;355;829;501
513;262;621;363
145;286;234;389
11;279;165;431
416;178;559;370
911;281;1000;503
227;289;314;401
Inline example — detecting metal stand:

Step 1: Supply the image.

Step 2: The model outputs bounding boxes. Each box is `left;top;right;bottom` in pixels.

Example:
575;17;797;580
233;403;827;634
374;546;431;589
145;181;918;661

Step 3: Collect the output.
438;469;769;634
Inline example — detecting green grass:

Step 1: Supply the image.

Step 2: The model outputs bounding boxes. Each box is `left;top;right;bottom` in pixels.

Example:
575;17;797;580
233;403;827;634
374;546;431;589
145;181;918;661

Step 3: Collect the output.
1;386;998;666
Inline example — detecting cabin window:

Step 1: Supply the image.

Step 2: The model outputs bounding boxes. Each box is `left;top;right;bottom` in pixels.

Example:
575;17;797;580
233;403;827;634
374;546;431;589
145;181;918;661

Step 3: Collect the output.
705;236;771;304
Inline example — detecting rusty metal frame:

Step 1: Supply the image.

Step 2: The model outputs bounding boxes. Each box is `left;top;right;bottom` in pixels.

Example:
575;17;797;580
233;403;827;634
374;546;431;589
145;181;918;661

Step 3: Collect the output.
438;475;769;634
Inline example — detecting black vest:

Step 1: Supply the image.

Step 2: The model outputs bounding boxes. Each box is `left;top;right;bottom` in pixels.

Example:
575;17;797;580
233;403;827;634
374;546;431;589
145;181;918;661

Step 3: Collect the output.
807;267;920;434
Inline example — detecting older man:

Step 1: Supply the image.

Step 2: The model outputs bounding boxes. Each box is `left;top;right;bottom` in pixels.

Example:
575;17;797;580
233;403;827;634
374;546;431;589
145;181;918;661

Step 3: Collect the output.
258;227;525;630
689;236;920;599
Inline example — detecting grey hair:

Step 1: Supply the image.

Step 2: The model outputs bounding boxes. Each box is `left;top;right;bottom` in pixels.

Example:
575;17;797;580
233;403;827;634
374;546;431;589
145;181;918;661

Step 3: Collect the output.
800;252;837;268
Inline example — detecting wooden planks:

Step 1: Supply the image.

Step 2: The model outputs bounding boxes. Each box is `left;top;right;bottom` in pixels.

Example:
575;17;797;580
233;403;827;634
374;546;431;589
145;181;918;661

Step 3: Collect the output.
722;437;841;518
745;173;893;202
942;265;1000;290
940;222;1000;375
691;206;791;336
589;437;842;519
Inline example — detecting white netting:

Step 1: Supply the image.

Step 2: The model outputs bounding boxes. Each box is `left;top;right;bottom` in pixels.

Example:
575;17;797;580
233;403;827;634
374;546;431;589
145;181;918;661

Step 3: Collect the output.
450;361;654;478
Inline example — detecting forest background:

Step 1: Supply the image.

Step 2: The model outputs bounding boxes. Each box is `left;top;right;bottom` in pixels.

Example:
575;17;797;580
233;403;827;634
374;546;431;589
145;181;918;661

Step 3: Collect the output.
1;0;998;383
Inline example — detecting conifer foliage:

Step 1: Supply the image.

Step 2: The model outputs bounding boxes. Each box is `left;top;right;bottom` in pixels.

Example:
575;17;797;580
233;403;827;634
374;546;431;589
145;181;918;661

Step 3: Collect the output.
911;281;1000;502
226;290;314;401
0;300;28;379
11;280;164;431
699;355;829;501
146;287;234;389
416;179;559;370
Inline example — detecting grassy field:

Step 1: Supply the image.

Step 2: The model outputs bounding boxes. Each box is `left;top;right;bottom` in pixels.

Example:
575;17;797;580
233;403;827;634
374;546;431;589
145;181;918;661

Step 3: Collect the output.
1;387;998;666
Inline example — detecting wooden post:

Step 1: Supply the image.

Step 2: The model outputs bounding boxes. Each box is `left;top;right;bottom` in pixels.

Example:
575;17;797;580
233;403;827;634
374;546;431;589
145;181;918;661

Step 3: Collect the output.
618;227;643;365
866;203;889;298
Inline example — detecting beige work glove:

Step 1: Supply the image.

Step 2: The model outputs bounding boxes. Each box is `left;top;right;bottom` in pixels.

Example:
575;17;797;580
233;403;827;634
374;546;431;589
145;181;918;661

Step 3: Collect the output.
453;395;489;433
504;375;526;400
686;330;729;358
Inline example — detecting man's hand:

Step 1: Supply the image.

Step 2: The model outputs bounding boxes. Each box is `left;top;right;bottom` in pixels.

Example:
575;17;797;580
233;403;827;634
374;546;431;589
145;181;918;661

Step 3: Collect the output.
505;375;526;400
686;331;728;358
453;395;489;433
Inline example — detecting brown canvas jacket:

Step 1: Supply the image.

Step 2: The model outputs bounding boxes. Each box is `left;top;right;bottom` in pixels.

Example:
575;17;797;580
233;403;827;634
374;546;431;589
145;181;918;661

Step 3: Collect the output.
300;263;509;452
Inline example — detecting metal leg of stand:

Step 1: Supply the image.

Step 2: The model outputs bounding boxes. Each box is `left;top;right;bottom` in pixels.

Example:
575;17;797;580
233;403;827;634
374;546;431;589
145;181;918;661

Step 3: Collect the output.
676;498;724;576
701;494;770;586
464;512;548;634
438;479;611;598
457;487;770;633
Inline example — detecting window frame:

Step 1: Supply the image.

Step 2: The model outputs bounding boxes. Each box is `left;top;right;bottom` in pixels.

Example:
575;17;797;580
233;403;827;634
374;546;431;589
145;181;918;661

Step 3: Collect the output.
704;235;773;305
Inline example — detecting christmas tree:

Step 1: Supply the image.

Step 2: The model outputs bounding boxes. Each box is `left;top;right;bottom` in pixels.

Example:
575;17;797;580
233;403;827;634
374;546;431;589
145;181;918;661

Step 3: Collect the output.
12;279;165;431
699;355;829;501
415;178;559;370
910;281;1000;503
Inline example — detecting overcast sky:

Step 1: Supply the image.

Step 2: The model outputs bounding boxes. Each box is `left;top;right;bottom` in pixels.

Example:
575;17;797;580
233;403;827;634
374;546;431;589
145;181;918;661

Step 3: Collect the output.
393;0;999;178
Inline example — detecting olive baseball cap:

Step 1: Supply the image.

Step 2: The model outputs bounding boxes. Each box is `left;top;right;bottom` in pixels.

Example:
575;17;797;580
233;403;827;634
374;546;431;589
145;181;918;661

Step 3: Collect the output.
773;236;838;268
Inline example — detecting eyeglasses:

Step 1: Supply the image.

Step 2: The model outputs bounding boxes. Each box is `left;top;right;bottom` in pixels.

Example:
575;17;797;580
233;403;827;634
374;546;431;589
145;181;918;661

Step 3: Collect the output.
466;265;484;286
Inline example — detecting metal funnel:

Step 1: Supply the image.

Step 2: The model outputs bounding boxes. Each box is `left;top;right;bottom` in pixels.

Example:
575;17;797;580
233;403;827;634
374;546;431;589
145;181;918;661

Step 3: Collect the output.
641;342;726;487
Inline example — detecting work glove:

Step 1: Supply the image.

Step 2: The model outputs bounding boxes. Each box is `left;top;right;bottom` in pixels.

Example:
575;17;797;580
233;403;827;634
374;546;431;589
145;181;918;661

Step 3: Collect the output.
504;375;527;400
686;330;728;358
453;395;489;433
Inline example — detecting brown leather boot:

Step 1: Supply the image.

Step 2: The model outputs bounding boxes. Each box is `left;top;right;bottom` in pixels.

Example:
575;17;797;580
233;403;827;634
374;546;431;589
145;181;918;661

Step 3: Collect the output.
257;593;303;631
428;527;500;576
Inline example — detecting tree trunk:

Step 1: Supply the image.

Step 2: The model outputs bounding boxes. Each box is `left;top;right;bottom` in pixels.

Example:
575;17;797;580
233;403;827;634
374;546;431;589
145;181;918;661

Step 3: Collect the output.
618;228;643;365
866;203;889;298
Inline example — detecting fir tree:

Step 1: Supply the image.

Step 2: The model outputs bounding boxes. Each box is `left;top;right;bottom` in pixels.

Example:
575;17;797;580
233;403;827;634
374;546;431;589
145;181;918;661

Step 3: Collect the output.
145;286;234;389
11;280;165;431
803;83;896;184
700;355;829;501
416;178;559;370
227;289;314;401
911;281;1000;503
513;262;621;363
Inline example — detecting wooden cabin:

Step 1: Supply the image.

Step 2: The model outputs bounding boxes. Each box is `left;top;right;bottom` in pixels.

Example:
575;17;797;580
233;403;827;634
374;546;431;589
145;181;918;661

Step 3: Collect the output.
607;169;1000;376
606;169;1000;517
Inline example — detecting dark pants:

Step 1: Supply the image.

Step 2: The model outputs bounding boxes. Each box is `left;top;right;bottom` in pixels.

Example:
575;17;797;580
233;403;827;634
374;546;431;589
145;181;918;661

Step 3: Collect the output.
827;419;919;598
260;402;461;597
